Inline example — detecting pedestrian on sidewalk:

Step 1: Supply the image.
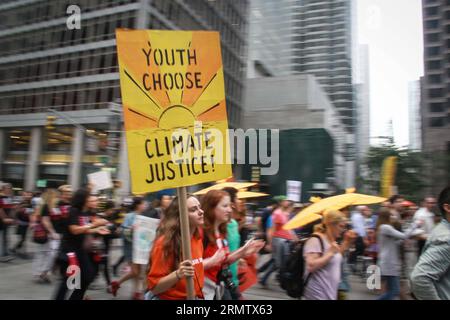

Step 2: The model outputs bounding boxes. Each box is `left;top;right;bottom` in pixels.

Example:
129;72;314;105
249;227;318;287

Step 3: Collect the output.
110;197;148;300
411;186;450;300
11;191;33;258
260;197;296;287
31;189;60;283
0;183;17;262
54;189;109;300
303;210;352;300
93;200;116;291
413;197;437;255
375;208;423;300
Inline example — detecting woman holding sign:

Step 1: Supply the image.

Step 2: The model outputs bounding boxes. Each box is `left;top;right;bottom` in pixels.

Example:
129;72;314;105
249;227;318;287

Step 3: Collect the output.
201;190;265;300
146;195;207;300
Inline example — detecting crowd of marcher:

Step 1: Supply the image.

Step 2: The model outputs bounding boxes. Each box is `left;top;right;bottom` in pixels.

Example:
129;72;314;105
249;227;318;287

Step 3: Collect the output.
1;180;449;300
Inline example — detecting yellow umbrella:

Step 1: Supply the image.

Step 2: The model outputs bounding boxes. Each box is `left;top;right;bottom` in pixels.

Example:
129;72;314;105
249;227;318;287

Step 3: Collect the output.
283;192;386;230
193;182;257;195
283;212;323;230
237;191;269;199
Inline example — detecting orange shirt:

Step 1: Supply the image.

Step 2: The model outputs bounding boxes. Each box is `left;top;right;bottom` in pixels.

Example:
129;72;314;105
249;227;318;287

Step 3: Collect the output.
147;234;204;300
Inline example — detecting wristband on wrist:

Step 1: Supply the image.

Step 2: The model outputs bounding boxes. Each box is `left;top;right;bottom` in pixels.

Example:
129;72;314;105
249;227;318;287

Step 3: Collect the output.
175;270;181;280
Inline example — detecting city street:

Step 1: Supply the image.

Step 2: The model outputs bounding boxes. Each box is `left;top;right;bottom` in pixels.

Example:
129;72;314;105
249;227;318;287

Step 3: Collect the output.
0;235;376;300
0;0;448;304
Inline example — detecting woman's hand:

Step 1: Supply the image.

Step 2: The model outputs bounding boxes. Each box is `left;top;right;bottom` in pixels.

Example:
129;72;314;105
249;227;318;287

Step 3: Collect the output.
177;260;195;279
93;218;108;227
242;239;265;257
211;248;226;266
50;232;61;240
96;226;111;236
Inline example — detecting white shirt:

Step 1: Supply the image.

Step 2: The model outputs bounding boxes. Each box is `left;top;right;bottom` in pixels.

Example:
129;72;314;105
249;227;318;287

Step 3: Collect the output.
351;211;367;237
413;208;435;235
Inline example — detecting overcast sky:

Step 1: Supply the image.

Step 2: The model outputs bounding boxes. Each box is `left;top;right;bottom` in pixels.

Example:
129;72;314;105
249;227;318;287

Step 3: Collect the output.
356;0;424;147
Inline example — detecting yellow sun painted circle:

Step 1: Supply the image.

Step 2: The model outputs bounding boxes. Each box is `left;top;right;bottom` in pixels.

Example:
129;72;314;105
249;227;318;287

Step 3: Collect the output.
158;105;196;129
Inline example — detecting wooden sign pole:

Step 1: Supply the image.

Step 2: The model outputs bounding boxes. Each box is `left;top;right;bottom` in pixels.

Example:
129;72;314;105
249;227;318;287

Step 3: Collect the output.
177;186;195;300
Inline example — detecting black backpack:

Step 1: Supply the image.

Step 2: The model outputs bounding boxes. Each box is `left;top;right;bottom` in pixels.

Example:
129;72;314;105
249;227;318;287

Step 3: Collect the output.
280;234;324;298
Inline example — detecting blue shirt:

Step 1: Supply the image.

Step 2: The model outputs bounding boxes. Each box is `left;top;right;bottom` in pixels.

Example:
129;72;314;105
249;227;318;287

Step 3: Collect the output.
266;216;273;229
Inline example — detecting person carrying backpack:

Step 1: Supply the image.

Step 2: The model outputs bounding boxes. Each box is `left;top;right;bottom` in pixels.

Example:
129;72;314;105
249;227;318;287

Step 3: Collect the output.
260;197;296;287
283;210;350;300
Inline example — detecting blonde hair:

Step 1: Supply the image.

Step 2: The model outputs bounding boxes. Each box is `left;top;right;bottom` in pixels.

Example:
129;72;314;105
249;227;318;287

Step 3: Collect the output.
38;189;59;214
314;210;346;233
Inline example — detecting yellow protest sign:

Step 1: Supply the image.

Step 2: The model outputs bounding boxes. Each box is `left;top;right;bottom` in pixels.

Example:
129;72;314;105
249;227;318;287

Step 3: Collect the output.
116;29;232;194
380;156;397;198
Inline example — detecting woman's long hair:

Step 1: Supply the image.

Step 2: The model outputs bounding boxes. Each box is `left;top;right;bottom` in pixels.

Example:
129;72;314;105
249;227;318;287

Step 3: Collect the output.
71;188;90;211
37;189;59;215
375;207;392;234
153;195;199;271
201;190;229;244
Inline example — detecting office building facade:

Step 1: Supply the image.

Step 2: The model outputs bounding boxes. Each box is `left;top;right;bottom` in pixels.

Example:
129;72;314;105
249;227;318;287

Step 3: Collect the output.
420;0;450;194
0;0;249;192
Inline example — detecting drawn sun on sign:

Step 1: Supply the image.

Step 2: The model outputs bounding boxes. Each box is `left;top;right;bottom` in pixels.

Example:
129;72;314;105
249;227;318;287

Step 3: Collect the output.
116;30;227;132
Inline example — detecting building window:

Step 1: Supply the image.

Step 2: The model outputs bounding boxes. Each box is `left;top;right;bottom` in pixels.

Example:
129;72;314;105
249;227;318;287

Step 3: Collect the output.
5;129;31;153
429;88;443;98
430;102;444;113
430;117;445;127
427;60;441;70
427;46;440;56
425;6;439;16
43;127;74;153
428;74;442;83
426;33;439;42
425;20;439;29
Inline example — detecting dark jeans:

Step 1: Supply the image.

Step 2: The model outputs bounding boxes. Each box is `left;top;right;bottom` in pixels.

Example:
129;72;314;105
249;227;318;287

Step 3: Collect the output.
258;258;275;273
377;276;400;300
260;238;290;285
93;237;111;285
14;225;28;250
1;226;9;257
54;250;96;300
348;236;366;266
259;259;277;285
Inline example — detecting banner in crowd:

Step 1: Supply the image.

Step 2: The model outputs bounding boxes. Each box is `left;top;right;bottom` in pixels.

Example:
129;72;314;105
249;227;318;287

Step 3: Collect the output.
87;170;113;193
116;29;232;194
132;215;160;265
286;180;302;202
380;156;397;198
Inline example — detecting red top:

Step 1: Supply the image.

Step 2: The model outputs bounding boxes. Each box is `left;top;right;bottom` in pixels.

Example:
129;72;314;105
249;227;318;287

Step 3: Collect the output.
0;196;14;209
147;234;204;300
203;233;229;283
272;209;294;240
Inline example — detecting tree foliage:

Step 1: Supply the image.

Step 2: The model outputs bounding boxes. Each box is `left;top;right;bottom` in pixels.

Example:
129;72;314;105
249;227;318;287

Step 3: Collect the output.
361;141;427;203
